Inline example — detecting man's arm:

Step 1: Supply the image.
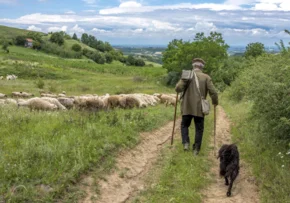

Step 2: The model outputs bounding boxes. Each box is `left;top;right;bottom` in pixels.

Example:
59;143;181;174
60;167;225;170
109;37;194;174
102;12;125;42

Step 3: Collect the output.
206;77;218;105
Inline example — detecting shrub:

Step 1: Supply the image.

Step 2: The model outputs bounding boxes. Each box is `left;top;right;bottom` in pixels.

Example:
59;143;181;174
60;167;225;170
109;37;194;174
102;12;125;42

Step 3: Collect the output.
71;43;82;52
50;32;64;46
15;36;26;46
35;78;45;89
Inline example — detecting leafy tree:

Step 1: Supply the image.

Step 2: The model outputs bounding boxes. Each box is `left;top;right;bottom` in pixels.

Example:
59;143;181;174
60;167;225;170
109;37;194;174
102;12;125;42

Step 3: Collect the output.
72;33;78;40
127;55;136;65
71;43;82;52
244;42;265;58
162;32;229;86
2;41;9;53
104;52;113;63
32;41;41;50
135;58;145;66
50;32;65;46
27;32;42;42
15;35;26;46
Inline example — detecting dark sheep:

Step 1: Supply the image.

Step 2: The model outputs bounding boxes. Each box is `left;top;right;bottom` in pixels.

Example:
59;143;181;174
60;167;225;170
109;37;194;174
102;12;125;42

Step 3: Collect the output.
218;144;240;197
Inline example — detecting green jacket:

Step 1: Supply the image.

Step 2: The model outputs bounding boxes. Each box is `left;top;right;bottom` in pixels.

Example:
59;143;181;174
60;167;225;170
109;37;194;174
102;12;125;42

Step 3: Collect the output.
175;69;218;117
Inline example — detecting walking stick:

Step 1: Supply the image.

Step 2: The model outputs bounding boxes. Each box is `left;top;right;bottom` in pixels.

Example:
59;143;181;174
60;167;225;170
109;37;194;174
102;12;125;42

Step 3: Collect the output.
214;105;217;156
171;93;179;145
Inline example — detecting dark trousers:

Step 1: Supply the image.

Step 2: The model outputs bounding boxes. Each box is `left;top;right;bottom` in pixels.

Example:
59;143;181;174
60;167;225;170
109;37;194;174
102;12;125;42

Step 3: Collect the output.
181;115;204;150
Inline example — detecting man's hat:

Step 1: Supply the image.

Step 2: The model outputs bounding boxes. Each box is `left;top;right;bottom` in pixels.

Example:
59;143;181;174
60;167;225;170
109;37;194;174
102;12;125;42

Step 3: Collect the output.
192;58;205;65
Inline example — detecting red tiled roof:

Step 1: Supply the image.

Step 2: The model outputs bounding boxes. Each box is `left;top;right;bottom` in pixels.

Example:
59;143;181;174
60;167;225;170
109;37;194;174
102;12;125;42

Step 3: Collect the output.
26;38;33;42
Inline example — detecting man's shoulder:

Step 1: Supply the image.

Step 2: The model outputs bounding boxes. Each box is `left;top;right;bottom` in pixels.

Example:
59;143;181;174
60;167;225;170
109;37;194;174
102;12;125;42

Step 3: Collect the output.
197;71;211;80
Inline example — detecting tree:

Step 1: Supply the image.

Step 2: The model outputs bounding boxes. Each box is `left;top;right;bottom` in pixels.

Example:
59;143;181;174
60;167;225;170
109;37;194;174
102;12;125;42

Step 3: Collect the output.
15;35;26;46
32;41;41;50
72;33;78;40
104;52;113;63
27;32;42;42
135;58;145;66
2;41;9;53
71;43;82;52
244;42;265;58
50;32;64;46
126;55;136;66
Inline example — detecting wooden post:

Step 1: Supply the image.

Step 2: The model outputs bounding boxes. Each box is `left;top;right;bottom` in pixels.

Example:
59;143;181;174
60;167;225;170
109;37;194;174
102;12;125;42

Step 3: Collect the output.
171;93;179;145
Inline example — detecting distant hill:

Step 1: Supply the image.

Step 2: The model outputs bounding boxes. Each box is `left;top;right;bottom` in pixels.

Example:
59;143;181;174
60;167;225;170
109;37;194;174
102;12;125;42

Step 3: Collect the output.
0;25;44;41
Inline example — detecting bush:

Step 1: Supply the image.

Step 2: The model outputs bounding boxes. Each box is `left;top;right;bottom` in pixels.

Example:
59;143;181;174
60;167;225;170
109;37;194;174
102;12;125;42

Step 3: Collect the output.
15;35;26;46
227;53;290;143
35;78;45;89
50;32;64;46
71;43;82;52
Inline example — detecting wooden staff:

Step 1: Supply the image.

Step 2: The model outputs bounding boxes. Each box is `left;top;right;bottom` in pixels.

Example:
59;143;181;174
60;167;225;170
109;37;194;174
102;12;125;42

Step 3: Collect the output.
214;105;217;156
171;93;179;145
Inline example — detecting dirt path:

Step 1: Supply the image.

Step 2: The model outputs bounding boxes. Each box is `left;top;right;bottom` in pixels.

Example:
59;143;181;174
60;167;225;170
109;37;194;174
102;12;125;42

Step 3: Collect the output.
202;106;260;203
79;119;181;203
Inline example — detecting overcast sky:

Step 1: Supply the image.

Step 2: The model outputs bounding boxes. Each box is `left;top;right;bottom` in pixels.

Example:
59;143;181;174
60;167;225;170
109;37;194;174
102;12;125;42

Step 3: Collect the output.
0;0;290;46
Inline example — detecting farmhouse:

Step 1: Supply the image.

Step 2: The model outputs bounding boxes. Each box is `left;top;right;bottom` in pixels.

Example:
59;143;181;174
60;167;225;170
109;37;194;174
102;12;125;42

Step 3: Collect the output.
25;38;33;48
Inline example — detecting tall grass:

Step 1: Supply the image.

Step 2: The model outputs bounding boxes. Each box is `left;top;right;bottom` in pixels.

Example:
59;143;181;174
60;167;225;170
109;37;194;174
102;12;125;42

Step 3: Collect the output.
221;94;290;203
0;105;175;202
133;112;214;203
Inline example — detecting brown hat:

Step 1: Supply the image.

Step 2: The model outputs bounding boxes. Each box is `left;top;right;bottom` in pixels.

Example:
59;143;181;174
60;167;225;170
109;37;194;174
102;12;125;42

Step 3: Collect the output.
192;58;205;65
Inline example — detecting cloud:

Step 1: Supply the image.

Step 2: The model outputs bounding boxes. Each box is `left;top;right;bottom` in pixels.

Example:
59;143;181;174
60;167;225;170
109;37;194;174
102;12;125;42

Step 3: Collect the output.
71;24;85;33
47;26;68;32
92;28;110;33
27;25;42;31
65;11;76;15
82;0;96;4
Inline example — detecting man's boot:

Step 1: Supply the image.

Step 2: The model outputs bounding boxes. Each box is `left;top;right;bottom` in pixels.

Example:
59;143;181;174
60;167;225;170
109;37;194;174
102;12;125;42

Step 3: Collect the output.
183;143;189;151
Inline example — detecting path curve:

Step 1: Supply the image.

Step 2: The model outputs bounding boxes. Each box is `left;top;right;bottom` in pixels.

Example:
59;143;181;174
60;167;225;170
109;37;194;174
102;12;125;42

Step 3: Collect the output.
79;119;181;203
202;106;260;203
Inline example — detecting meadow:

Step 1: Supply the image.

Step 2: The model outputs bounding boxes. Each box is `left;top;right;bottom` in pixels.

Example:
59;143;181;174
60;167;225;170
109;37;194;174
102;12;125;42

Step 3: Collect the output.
0;45;177;202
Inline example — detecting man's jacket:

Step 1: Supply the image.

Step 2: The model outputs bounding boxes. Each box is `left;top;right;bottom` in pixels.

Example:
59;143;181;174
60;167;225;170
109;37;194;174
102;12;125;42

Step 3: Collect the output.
175;69;218;117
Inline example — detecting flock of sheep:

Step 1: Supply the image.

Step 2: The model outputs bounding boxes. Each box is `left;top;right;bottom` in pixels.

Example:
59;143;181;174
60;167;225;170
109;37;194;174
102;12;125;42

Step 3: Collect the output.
0;74;18;80
0;91;177;111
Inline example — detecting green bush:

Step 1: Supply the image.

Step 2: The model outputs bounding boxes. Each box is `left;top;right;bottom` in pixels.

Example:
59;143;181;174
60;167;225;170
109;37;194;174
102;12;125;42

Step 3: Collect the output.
71;43;82;52
35;78;45;89
227;53;290;143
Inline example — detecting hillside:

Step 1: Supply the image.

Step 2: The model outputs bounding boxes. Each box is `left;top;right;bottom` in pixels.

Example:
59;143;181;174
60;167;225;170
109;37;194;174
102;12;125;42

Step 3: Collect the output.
0;25;44;41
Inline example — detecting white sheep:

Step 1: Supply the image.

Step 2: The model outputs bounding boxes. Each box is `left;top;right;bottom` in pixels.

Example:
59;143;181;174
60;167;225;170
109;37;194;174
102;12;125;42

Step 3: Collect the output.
6;74;18;80
18;98;58;111
41;97;67;110
40;93;57;98
0;93;7;99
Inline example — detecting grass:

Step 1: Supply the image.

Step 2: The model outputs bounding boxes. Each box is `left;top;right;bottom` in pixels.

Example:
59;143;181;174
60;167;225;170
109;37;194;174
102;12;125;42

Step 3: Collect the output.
0;25;43;42
221;93;290;203
0;105;175;202
132;110;214;203
0;49;171;96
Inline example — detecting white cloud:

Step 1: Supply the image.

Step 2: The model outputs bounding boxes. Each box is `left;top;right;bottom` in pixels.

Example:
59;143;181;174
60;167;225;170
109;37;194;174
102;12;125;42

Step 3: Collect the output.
65;11;76;15
92;28;110;33
119;1;142;8
47;26;68;32
82;0;96;4
83;10;96;13
27;25;42;31
71;24;85;33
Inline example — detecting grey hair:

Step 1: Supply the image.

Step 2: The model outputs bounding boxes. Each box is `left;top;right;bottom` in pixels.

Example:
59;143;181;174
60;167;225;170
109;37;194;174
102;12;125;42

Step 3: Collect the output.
192;62;204;68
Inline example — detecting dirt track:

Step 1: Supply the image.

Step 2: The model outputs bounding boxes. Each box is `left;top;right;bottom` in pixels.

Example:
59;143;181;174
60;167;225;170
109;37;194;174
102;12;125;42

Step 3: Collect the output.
79;106;260;203
79;119;181;203
202;106;260;203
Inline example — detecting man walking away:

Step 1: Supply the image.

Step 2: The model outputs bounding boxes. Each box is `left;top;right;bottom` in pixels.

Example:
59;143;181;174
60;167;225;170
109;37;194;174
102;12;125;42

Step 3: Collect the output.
175;58;218;155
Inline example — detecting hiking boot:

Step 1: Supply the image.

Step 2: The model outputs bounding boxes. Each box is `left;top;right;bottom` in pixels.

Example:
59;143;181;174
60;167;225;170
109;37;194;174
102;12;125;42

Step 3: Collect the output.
193;149;199;156
183;143;189;151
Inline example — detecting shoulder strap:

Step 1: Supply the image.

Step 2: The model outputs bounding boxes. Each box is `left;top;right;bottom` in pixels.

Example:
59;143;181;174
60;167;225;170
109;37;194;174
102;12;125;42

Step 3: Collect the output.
193;71;203;100
180;70;194;100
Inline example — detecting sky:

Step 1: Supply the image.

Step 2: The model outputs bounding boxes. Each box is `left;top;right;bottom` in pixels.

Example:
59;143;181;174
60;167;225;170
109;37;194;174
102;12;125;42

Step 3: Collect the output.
0;0;290;46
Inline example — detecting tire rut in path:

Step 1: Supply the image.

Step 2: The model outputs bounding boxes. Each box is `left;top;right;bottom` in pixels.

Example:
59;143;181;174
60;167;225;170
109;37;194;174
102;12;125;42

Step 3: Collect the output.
79;119;181;203
202;106;260;203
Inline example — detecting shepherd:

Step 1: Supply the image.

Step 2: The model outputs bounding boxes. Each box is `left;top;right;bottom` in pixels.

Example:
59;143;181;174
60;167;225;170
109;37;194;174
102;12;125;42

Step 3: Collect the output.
175;58;218;155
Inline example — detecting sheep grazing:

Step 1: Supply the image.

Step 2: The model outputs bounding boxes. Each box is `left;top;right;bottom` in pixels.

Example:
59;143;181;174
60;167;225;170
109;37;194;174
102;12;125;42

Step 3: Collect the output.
107;95;121;109
18;98;58;111
74;96;104;111
159;94;176;106
12;92;34;98
218;144;240;197
58;91;66;97
41;97;67;110
57;97;74;109
0;99;5;105
6;74;17;80
0;93;7;99
40;93;57;98
5;98;17;105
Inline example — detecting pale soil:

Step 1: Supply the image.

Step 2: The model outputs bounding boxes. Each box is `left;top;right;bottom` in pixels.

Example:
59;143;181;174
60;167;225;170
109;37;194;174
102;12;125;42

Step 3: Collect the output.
79;106;260;203
202;106;260;203
79;119;181;203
